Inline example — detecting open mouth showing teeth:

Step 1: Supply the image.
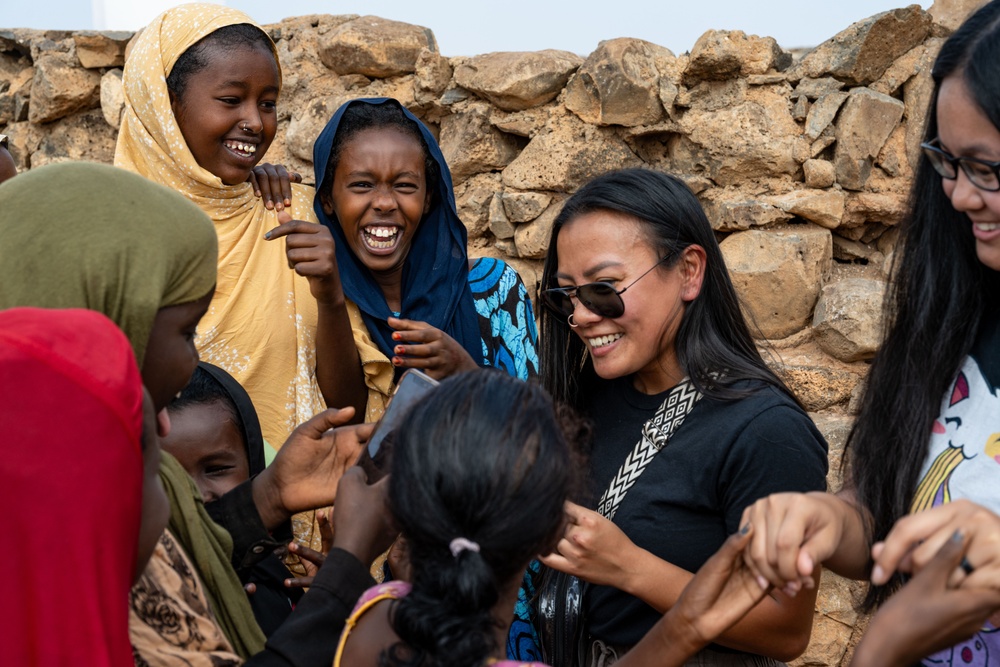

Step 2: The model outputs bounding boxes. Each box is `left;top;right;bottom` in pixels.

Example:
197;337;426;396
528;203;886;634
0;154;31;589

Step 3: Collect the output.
975;222;1000;232
224;140;257;156
588;333;622;348
363;226;400;250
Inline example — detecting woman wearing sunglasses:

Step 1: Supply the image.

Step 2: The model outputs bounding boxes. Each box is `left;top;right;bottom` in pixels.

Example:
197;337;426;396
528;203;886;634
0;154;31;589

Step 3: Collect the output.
739;3;1000;665
511;168;828;666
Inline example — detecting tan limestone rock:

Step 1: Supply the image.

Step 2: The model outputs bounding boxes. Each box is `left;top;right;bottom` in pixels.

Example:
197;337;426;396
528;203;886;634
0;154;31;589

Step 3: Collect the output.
870;42;928;96
319;16;436;78
490;107;550;138
454;50;582;112
804;91;848;141
793;6;933;85
29;108;117;167
73;31;130;68
769;189;846;229
2;120;43;169
810;412;855;491
777;362;861;411
792;76;845;100
701;190;793;232
876;123;911;179
28;55;100;124
813;278;885;362
674;86;808;186
721;224;832;338
844;191;909;226
285;94;353;163
930;0;989;31
675;78;748;112
439;102;523;183
455;173;501;241
804;159;837;188
414;48;453;103
514;197;563;258
489;193;515;240
565;38;677;127
834;87;905;190
502;191;552;223
684;29;791;83
502;114;642;192
903;38;944;171
99;68;123;130
793;95;809;121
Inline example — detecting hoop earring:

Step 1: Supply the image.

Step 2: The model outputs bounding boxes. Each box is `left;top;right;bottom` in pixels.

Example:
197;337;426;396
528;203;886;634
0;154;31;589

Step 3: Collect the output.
567;314;578;328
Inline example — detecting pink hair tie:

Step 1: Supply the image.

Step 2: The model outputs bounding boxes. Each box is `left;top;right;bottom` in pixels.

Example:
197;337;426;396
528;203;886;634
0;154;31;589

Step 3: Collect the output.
449;537;480;558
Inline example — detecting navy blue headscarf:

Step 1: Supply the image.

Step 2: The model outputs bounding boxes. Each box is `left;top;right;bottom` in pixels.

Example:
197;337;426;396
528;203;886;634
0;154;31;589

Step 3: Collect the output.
312;98;482;373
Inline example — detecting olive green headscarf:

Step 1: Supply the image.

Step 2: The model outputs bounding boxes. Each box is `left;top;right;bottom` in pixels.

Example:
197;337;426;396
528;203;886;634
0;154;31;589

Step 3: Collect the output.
0;162;267;658
0;161;217;364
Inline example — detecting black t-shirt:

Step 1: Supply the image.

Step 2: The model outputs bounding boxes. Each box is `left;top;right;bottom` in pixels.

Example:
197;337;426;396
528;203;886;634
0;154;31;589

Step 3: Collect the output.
581;376;829;646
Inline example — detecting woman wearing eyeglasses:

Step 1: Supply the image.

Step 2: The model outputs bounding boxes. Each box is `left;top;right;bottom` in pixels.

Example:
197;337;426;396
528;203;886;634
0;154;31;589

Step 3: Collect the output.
740;3;1000;666
508;168;828;667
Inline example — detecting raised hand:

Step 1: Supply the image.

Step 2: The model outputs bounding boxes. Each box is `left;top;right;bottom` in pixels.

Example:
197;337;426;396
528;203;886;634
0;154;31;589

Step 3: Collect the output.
740;491;868;593
251;408;374;530
852;530;1000;667
539;501;642;590
388;316;479;380
265;210;343;305
248;162;302;211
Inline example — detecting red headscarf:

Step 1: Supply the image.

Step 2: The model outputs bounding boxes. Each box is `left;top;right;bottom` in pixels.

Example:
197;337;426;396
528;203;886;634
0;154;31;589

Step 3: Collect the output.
0;307;144;666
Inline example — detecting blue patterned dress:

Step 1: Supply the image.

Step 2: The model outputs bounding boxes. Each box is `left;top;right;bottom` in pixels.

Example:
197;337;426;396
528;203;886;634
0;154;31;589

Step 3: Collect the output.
469;257;539;381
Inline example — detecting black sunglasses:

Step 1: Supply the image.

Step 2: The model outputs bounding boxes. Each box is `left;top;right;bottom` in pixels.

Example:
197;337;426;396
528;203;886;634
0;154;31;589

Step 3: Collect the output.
541;255;672;321
921;138;1000;192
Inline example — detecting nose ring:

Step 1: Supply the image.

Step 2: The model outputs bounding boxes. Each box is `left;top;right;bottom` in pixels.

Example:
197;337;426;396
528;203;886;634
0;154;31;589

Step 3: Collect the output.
241;122;252;133
567;314;578;329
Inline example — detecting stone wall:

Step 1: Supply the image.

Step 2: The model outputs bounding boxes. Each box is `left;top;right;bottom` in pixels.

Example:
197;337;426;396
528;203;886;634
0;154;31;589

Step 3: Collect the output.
0;3;983;664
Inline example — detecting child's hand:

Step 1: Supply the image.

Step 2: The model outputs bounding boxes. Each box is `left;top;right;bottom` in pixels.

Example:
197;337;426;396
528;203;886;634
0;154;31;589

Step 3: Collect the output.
388;317;479;380
248;163;301;211
265;211;343;305
283;510;336;589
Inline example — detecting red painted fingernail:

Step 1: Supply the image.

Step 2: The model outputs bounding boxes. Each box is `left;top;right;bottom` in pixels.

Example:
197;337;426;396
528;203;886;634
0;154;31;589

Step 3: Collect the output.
395;346;404;354
392;357;402;365
392;333;401;340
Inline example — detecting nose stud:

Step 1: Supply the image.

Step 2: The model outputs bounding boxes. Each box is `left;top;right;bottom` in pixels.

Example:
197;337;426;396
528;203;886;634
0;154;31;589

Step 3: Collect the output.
241;122;252;133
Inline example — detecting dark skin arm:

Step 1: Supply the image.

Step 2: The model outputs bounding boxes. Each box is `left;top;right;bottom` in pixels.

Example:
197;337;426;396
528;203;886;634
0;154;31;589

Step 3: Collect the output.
851;530;1000;667
266;211;368;422
250;407;373;530
616;525;770;667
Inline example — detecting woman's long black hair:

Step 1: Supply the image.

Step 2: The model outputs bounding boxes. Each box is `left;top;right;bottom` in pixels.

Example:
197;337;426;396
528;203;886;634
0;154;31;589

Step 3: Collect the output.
383;371;572;667
539;168;794;408
847;0;1000;610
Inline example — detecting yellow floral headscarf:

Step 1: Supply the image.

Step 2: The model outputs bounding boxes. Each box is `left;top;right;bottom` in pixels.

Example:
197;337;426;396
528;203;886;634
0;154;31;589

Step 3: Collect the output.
115;3;393;553
115;3;326;448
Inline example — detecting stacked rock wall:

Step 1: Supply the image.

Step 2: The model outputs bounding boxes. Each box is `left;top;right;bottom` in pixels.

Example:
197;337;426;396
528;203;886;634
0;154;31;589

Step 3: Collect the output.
0;4;981;664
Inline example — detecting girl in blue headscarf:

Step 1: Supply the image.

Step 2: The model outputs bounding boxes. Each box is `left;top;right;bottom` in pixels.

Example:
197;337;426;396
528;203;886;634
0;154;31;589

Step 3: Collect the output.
311;97;538;420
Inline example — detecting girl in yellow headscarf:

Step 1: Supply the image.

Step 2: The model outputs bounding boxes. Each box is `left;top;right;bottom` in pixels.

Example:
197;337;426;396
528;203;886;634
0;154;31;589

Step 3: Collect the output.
115;4;392;463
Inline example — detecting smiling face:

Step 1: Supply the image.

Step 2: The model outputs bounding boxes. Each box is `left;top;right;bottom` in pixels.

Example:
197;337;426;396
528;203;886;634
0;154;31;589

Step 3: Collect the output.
322;127;431;292
936;75;1000;271
554;211;705;395
162;401;250;502
141;291;214;411
169;43;279;185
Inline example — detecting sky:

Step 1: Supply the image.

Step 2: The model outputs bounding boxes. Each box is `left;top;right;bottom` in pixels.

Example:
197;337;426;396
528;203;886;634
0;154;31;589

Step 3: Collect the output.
5;1;934;56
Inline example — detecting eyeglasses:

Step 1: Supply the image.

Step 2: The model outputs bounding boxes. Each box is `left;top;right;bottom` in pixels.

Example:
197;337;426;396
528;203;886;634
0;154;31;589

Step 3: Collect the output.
921;139;1000;192
541;255;672;321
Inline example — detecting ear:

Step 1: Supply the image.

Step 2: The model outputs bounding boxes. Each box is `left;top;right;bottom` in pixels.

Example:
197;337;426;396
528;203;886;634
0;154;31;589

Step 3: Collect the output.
677;245;707;302
319;187;335;216
168;88;182;119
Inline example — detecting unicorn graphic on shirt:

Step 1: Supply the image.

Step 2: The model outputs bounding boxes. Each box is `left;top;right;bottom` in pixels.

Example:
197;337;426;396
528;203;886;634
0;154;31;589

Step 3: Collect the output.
914;356;1000;667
